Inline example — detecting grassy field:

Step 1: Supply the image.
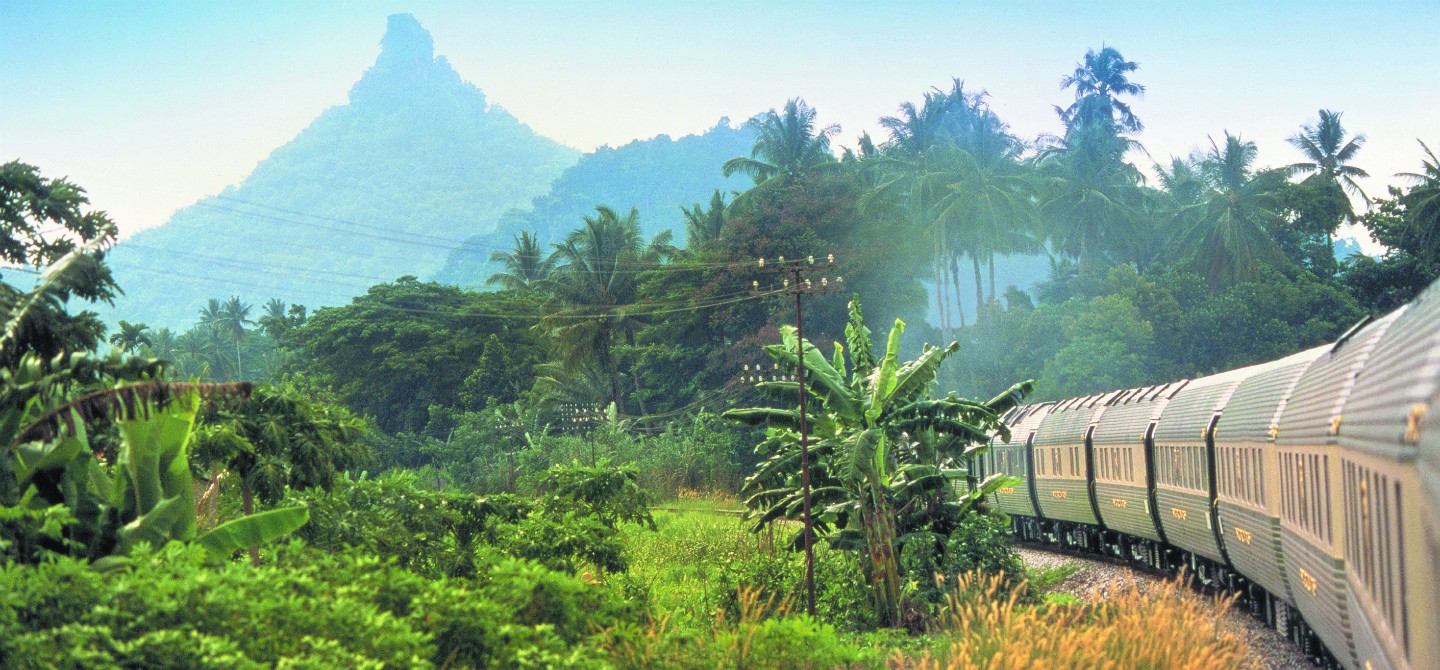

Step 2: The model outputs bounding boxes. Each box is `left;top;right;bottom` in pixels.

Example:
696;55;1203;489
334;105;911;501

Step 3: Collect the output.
616;498;1261;669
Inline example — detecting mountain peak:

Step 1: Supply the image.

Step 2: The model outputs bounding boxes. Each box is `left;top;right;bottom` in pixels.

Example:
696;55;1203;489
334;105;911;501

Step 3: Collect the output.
349;14;466;107
377;14;434;70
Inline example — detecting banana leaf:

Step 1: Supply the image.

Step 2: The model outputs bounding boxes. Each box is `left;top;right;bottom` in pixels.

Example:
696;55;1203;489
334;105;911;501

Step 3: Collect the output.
196;505;309;563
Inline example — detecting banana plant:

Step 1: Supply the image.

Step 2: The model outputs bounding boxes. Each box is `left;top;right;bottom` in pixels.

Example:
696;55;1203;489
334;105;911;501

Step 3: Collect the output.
724;296;1032;626
4;386;310;568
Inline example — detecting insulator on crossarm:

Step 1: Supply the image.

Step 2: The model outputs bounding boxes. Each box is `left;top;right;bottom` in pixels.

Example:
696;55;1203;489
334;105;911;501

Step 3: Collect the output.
758;258;765;268
827;253;835;263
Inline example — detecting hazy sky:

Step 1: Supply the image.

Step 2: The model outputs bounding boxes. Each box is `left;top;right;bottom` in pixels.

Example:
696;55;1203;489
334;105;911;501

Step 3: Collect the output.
2;0;1437;243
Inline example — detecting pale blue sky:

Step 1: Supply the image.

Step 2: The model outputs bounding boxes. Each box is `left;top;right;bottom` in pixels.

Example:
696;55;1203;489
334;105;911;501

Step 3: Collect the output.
2;0;1437;245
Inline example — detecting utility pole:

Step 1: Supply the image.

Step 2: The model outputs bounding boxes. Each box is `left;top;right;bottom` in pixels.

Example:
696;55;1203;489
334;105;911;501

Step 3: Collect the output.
750;254;842;616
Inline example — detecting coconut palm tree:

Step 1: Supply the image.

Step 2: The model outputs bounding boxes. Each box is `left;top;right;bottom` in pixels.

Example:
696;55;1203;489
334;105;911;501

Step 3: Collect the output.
867;81;1001;330
216;296;254;379
1036;120;1146;270
681;190;728;249
1396;139;1440;258
107;320;152;354
723;98;839;186
1173;133;1288;288
487;230;555;293
540;206;674;414
1058;46;1146;133
1288;109;1370;203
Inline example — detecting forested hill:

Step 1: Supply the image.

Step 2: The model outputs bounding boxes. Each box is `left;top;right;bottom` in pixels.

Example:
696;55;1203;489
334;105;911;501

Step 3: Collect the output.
432;121;756;288
99;14;578;328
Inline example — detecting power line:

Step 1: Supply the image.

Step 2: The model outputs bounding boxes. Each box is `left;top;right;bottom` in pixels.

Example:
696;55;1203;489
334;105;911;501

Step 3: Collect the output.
202;197;746;271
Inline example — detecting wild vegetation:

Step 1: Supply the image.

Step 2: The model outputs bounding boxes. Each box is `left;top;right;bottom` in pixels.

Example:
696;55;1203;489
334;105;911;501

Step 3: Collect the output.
3;38;1438;667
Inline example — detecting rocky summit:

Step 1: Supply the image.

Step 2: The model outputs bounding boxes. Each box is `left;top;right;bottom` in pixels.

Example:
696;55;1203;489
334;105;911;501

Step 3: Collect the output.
100;14;578;328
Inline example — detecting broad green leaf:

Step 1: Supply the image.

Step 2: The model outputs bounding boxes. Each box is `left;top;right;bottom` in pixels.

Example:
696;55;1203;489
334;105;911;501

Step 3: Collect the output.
196;506;310;563
888;341;960;409
113;495;188;557
766;325;861;421
865;319;904;423
844;296;876;381
985;380;1036;414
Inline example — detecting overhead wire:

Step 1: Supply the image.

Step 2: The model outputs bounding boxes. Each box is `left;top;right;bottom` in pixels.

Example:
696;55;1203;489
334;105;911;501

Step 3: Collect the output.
204;196;754;271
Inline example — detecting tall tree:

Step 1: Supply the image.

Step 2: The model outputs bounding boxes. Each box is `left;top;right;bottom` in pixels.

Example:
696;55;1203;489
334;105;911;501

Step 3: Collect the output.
1287;109;1370;204
1174;133;1288;288
1287;109;1369;260
1058;46;1146;133
1036;120;1146;270
680;190;728;249
869;80;1006;329
1396;140;1440;259
540;206;674;414
486;230;555;293
107;320;152;354
217;296;254;379
723;99;839;186
257;298;306;348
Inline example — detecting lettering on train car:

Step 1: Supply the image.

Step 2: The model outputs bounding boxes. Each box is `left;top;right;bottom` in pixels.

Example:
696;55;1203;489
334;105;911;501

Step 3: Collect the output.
1171;507;1188;520
1111;498;1128;509
1051;490;1068;499
1299;568;1318;595
997;487;1016;495
1234;527;1253;545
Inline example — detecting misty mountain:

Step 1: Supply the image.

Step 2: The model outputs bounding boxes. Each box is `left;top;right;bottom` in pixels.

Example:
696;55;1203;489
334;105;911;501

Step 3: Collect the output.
432;121;756;288
101;14;578;328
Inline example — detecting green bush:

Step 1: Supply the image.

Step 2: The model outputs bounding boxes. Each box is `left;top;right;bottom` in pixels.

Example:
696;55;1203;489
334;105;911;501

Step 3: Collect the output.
708;542;874;632
0;541;642;669
899;513;1023;611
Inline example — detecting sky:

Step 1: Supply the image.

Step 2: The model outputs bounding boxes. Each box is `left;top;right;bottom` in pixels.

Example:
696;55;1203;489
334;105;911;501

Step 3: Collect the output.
2;0;1437;249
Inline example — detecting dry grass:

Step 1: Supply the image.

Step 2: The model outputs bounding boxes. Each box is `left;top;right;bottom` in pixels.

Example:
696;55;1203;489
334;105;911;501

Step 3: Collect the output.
907;572;1259;670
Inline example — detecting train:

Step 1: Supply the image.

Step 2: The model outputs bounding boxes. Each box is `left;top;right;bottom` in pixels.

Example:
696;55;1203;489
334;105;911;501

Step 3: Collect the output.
975;277;1440;670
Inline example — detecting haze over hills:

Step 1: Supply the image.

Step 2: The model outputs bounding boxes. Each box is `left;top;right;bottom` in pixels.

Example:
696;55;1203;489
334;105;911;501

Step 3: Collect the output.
433;121;756;287
101;14;579;328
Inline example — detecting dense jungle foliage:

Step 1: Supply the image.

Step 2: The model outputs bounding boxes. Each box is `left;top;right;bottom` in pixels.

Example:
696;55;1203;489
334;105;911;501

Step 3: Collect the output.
4;41;1439;667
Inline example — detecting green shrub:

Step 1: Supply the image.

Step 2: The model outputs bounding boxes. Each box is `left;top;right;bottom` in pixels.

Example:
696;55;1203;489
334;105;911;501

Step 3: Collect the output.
899;513;1023;611
0;541;645;669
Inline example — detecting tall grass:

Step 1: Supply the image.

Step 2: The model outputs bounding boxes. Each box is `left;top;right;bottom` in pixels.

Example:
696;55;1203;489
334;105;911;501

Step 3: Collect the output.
916;572;1258;670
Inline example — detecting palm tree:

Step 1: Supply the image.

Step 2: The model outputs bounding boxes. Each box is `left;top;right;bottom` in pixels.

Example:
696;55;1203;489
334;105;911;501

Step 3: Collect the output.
1058;46;1146;133
868;81;1001;330
681;190;728;249
107;320;152;354
1173;133;1288;288
540;206;673;414
723;98;839;186
936;150;1040;312
216;296;254;379
1396;140;1440;257
145;327;178;361
1288;109;1369;203
487;231;555;293
1036;120;1146;270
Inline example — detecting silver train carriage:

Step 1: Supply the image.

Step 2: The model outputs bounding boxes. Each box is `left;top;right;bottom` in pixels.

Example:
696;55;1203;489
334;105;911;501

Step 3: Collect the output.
976;278;1440;670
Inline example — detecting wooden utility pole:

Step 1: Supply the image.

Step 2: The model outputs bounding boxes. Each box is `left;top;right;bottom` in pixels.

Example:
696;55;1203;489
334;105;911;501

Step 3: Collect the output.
751;254;841;616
